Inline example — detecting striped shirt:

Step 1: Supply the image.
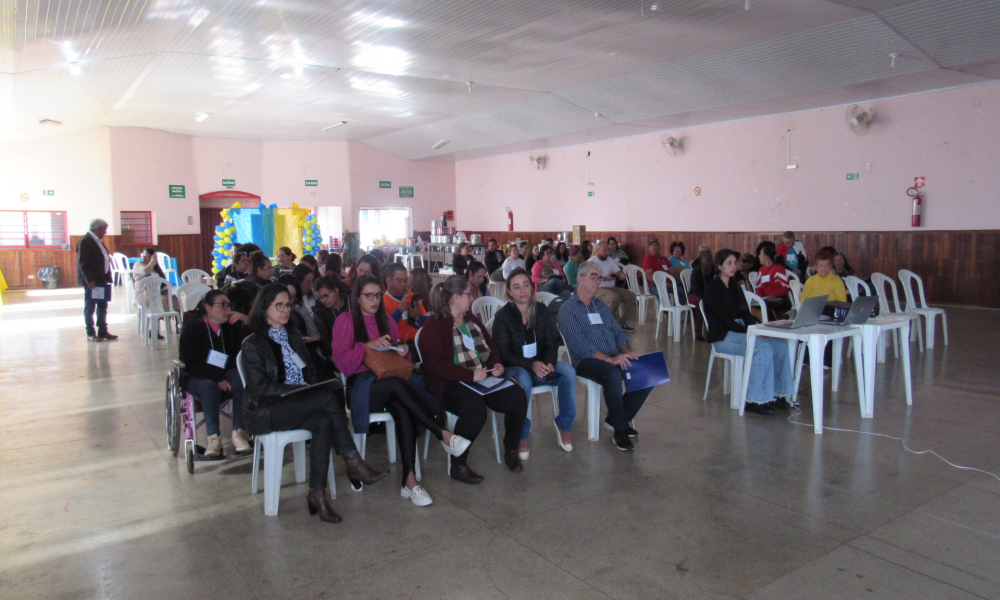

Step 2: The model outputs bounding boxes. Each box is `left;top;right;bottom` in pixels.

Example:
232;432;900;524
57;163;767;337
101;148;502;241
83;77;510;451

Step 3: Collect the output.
557;294;629;367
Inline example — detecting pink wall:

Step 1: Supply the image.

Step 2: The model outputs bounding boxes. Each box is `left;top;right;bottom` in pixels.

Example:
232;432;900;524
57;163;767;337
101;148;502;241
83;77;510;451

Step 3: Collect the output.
0;128;113;234
456;81;1000;232
348;142;455;232
261;141;351;219
191;137;263;197
110;128;199;236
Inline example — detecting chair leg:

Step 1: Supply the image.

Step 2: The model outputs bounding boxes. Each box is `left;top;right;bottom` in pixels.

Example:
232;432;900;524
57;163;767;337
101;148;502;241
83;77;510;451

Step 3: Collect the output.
251;438;262;494
585;379;601;441
385;418;397;464
730;357;744;410
327;451;337;499
722;359;731;394
654;311;662;339
263;439;285;516
703;355;715;400
490;410;501;463
292;440;307;483
354;433;366;458
941;312;948;345
925;313;936;350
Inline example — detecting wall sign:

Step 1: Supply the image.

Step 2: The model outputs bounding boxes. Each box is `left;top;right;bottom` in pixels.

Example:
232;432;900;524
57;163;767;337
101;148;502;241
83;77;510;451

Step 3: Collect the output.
846;173;859;180
914;176;926;188
587;191;594;197
169;185;186;198
693;186;702;196
42;190;54;196
445;210;454;221
379;181;392;189
222;179;236;187
305;180;318;187
399;186;414;198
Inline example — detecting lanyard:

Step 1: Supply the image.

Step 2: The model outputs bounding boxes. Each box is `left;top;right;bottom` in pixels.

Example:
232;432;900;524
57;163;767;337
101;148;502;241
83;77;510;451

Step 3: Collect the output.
205;321;225;355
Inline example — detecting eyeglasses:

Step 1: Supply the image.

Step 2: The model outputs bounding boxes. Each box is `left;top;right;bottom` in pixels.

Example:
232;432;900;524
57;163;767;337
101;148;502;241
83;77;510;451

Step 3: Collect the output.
211;302;231;309
509;283;532;292
270;302;293;312
584;273;602;280
318;292;334;301
459;291;474;297
359;292;381;301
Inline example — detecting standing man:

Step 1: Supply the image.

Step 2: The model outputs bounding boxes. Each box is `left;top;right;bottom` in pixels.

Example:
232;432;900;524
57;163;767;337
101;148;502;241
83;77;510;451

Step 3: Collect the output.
483;239;506;276
557;261;651;451
77;218;117;342
588;241;637;331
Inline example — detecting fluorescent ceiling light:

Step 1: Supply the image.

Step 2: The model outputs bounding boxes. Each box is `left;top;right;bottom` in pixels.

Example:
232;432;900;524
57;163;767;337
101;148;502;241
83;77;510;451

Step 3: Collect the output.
39;119;63;126
195;113;210;122
322;121;347;131
432;139;449;150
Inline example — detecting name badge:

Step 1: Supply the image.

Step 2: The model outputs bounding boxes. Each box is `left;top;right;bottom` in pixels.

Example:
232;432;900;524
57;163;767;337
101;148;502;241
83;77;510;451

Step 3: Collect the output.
290;352;307;369
588;312;603;325
462;333;476;351
401;310;409;320
91;287;105;300
207;349;228;369
522;342;537;358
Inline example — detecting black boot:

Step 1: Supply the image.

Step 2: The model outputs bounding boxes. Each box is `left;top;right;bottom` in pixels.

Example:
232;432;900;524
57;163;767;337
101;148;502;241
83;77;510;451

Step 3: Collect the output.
504;450;523;472
342;450;390;486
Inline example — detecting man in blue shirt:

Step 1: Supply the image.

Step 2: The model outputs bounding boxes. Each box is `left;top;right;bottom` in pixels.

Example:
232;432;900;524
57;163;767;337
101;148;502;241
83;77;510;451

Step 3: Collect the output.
557;261;651;451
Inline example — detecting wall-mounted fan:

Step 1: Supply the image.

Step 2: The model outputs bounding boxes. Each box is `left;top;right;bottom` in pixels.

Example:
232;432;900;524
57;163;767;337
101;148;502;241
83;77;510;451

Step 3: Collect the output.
846;105;873;135
660;134;683;155
529;153;548;170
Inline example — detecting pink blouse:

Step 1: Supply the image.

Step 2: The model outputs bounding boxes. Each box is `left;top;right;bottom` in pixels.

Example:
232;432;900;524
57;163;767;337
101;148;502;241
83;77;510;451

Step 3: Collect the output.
330;312;409;376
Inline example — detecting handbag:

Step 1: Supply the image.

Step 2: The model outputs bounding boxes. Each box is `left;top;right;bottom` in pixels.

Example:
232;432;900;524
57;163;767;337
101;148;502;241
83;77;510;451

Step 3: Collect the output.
363;346;414;380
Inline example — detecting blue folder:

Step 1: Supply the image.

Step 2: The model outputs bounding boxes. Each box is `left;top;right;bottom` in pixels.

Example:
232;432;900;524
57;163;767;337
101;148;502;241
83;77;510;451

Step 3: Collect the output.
623;351;670;392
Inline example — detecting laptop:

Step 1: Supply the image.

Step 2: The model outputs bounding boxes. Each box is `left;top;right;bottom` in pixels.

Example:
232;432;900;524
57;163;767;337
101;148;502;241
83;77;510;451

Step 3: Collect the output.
765;295;828;329
819;296;879;327
623;351;671;392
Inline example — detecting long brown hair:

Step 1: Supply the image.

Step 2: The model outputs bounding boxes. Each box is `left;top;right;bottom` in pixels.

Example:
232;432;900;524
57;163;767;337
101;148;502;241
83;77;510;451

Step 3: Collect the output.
429;275;469;319
351;274;390;344
505;268;536;328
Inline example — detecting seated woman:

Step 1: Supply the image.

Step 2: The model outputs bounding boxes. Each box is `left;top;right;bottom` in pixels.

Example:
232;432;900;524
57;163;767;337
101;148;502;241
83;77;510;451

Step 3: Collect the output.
754;241;792;319
178;289;251;457
802;250;847;302
668;241;691;271
312;275;350;349
221;250;250;286
246;251;274;287
523;244;540;278
492;269;576;459
465;260;490;300
331;275;472;507
452;242;471;274
417;275;529;483
299;255;319;277
688;249;717;342
501;245;526;278
530;244;572;298
344;254;379;292
275;246;297;278
553;242;570;267
607;237;630;265
833;252;854;279
132;246;166;283
293;263;318;310
703;250;793;416
240;284;389;523
408;267;432;309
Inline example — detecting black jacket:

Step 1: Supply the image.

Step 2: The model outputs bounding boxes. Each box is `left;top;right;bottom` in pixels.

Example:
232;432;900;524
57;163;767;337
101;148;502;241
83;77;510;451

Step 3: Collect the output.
703;276;759;344
689;267;717;298
240;327;318;406
452;253;469;274
484;250;505;275
312;302;348;348
491;302;560;369
178;311;246;382
76;233;111;286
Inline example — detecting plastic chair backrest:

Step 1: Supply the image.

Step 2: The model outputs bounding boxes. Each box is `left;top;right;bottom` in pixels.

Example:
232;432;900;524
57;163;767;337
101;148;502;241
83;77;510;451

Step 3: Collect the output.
870;272;902;314
471;296;505;324
490;268;505;282
622;265;648;296
743;290;770;324
413;327;423;363
844;275;871;300
168;258;181;286
747;271;760;291
788;279;803;310
181;269;212;286
535;291;557;306
156;253;172;275
699;299;710;333
679;268;693;297
898;269;928;310
652;271;674;307
137;276;170;312
177;282;211;312
236;350;247;387
787;271;801;285
111;252;128;274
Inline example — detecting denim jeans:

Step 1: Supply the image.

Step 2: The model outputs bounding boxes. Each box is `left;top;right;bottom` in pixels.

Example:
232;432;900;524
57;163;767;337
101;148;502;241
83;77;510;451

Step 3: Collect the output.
507;363;577;438
539;278;573;299
83;284;110;337
712;331;793;404
575;358;651;431
187;368;245;436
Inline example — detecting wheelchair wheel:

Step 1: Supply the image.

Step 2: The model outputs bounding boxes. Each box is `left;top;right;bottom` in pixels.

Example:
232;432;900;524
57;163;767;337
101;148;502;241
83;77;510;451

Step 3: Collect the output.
185;444;195;474
165;372;181;456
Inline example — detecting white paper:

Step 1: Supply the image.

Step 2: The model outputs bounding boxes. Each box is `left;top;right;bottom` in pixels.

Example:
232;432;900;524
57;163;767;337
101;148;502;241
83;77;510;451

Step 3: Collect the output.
588;312;603;325
91;287;105;300
373;345;406;354
522;342;537;358
462;333;476;350
479;376;507;388
206;350;228;369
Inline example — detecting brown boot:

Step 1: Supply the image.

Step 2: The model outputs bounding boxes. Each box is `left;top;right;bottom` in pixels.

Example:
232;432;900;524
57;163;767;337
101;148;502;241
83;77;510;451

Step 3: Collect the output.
306;488;342;523
342;450;390;486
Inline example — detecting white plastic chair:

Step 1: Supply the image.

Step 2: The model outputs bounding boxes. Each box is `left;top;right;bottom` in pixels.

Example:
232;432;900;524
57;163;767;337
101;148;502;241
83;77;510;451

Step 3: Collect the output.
535;291;558;306
679;268;693;298
555;324;631;441
787;271;801;286
488;281;505;298
743;291;770;324
181;269;214;287
788;279;803;311
237;352;336;516
747;271;760;291
176;282;211;313
844;275;871;301
623;264;657;324
699;301;744;409
871;272;923;356
899;269;948;349
110;252;129;286
136;276;180;347
335;372;408;483
471;296;505;325
652;271;694;342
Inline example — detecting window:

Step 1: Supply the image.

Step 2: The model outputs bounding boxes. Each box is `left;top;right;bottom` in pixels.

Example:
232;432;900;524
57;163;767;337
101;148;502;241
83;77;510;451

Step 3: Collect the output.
0;211;69;249
359;208;411;248
120;211;153;246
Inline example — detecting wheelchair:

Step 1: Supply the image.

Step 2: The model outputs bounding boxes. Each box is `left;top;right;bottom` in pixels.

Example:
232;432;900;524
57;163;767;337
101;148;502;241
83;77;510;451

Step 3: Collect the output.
165;360;251;473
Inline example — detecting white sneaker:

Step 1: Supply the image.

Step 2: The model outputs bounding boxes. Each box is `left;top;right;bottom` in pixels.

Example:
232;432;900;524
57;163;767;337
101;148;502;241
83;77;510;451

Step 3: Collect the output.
401;485;433;507
205;434;222;458
231;429;252;453
442;434;472;457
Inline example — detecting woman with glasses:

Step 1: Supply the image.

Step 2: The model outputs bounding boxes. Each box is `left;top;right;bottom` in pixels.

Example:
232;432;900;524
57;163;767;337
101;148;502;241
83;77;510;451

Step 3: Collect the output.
331;275;472;507
491;269;576;459
417;275;529;483
178;290;251;458
240;284;389;523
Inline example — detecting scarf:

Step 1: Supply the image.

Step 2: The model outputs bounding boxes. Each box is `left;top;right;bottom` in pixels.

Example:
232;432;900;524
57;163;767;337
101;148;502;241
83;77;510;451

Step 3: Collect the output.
268;327;305;385
452;318;491;368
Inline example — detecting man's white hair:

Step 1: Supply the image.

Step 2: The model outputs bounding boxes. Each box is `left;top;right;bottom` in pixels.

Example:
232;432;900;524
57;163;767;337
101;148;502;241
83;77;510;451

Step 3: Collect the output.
577;261;602;279
89;218;108;231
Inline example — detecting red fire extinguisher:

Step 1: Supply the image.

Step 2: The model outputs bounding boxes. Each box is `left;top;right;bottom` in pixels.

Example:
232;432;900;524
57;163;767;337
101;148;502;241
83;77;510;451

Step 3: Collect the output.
505;206;513;232
907;187;922;227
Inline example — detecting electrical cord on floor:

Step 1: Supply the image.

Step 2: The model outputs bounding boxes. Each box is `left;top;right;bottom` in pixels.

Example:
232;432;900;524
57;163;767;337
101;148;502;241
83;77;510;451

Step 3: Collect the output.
785;408;1000;483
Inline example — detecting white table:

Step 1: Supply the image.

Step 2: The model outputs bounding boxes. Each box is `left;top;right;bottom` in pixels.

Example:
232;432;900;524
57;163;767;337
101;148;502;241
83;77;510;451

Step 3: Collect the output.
740;323;865;434
855;315;913;418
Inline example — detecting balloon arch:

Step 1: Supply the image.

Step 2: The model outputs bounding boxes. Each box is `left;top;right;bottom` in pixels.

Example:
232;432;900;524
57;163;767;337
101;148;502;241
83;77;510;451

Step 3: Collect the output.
211;201;322;275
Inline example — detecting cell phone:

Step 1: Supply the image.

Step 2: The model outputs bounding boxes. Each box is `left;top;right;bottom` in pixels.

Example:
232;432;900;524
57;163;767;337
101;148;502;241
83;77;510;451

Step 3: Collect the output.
410;293;421;305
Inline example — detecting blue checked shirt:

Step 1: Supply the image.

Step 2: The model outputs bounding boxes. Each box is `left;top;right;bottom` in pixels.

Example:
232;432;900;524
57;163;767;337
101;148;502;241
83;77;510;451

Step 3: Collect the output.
557;294;629;368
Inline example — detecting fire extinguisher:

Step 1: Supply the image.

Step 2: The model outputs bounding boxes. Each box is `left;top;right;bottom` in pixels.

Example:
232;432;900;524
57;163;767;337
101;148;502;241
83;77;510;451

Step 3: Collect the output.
505;206;513;232
907;187;922;227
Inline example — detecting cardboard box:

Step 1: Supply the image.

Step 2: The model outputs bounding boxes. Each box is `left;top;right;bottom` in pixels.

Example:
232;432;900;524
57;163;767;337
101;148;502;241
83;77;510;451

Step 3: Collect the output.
572;225;586;245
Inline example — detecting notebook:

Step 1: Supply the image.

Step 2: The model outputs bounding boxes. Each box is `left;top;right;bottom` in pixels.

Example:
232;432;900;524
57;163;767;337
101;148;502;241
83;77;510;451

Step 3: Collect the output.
623;351;671;392
461;375;515;395
279;378;342;398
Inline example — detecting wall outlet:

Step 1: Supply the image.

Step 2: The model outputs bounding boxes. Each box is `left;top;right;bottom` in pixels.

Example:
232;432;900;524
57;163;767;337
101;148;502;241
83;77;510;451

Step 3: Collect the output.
187;216;193;225
681;195;686;202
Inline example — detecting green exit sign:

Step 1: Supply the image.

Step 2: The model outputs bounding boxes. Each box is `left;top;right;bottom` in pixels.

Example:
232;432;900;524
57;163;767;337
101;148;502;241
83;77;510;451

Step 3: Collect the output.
588;191;594;197
169;185;185;198
305;180;318;187
222;178;236;187
399;186;414;198
379;181;391;189
42;190;54;196
846;173;859;181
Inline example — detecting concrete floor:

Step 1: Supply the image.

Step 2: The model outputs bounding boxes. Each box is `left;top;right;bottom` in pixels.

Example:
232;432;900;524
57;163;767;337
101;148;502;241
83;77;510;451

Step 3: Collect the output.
2;288;999;600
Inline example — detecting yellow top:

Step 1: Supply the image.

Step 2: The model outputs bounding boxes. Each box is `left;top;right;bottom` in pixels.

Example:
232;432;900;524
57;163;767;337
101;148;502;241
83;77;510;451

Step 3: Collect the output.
802;273;847;303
